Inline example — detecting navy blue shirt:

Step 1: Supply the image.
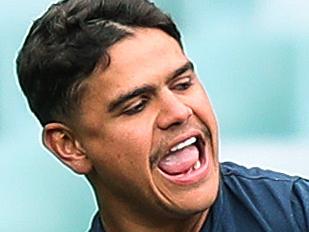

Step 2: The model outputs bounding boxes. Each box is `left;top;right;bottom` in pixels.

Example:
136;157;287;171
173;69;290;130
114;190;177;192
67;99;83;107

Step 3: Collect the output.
89;162;309;231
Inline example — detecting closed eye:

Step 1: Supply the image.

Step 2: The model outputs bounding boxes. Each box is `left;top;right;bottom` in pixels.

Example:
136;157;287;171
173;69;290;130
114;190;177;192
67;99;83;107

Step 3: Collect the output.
171;77;193;91
123;97;149;116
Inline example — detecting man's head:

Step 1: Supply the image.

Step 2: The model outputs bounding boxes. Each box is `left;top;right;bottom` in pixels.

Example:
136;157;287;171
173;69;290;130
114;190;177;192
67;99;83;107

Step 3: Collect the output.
17;0;181;126
17;0;220;229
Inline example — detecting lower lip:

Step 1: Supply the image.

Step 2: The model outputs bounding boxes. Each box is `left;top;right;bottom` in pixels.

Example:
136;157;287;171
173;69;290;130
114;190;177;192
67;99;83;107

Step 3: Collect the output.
158;148;210;185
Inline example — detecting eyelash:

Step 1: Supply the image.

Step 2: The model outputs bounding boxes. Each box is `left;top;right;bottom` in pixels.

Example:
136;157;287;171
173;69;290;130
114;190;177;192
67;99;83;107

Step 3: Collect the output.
122;77;193;116
123;98;149;116
172;77;193;91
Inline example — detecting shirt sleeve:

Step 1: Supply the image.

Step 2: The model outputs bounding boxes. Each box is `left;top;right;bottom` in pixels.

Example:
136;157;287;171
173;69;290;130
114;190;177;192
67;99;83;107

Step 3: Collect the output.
291;178;309;231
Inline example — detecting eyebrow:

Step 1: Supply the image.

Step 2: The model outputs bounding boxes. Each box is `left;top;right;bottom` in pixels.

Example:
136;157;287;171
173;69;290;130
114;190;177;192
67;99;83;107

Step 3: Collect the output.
166;61;195;83
107;61;195;113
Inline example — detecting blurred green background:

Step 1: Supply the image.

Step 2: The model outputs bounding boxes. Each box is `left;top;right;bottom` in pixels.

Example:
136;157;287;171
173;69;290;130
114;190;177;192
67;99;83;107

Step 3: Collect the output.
1;0;308;231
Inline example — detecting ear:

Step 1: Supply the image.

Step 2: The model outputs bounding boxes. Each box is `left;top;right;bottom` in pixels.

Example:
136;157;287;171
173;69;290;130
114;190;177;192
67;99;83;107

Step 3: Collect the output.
42;122;93;174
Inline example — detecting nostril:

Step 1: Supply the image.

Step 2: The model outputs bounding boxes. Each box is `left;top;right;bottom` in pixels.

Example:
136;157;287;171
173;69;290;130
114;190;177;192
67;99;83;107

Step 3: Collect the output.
156;91;193;130
157;105;192;130
170;120;184;128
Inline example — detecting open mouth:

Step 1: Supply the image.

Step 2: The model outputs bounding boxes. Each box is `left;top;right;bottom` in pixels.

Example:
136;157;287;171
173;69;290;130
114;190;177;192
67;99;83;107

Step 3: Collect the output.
157;135;209;185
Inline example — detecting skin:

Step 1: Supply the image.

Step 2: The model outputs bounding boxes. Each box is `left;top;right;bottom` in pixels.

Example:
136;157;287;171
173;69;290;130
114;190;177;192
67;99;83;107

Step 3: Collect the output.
43;28;220;232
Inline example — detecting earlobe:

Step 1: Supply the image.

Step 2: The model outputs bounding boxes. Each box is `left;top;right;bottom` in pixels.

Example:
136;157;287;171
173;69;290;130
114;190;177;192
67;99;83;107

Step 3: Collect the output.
42;123;93;174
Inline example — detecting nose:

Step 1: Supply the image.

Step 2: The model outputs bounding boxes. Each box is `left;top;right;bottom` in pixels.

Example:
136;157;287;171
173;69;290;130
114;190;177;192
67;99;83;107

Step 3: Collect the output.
156;91;193;130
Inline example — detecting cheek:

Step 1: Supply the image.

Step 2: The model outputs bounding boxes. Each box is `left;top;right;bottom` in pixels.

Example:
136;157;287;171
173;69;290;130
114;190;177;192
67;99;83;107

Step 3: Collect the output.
190;88;219;148
90;122;156;200
95;121;154;171
113;121;154;154
192;88;217;124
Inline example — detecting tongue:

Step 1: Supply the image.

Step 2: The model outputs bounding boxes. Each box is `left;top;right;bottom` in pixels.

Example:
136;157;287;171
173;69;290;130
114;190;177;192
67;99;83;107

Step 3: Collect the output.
158;145;199;175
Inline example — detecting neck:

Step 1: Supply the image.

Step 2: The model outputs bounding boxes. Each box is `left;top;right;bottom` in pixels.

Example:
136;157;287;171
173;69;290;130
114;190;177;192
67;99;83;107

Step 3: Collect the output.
97;196;209;232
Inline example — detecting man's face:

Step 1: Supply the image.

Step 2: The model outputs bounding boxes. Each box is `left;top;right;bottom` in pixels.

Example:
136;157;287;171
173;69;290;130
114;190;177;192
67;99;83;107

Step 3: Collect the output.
74;28;219;219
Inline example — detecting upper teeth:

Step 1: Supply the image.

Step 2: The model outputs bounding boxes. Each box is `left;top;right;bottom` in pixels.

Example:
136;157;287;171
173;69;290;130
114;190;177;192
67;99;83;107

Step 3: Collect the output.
170;137;197;152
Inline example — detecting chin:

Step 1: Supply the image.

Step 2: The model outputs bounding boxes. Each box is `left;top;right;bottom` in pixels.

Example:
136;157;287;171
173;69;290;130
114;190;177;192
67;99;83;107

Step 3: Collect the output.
152;157;220;219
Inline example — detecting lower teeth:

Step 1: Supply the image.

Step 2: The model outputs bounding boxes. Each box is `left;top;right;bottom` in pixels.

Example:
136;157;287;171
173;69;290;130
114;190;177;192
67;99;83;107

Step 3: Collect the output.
193;160;201;170
183;160;201;175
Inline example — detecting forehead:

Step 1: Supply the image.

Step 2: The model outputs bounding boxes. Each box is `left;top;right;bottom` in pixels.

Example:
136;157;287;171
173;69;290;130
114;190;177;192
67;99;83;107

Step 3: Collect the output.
109;28;184;68
103;28;187;81
83;28;188;111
